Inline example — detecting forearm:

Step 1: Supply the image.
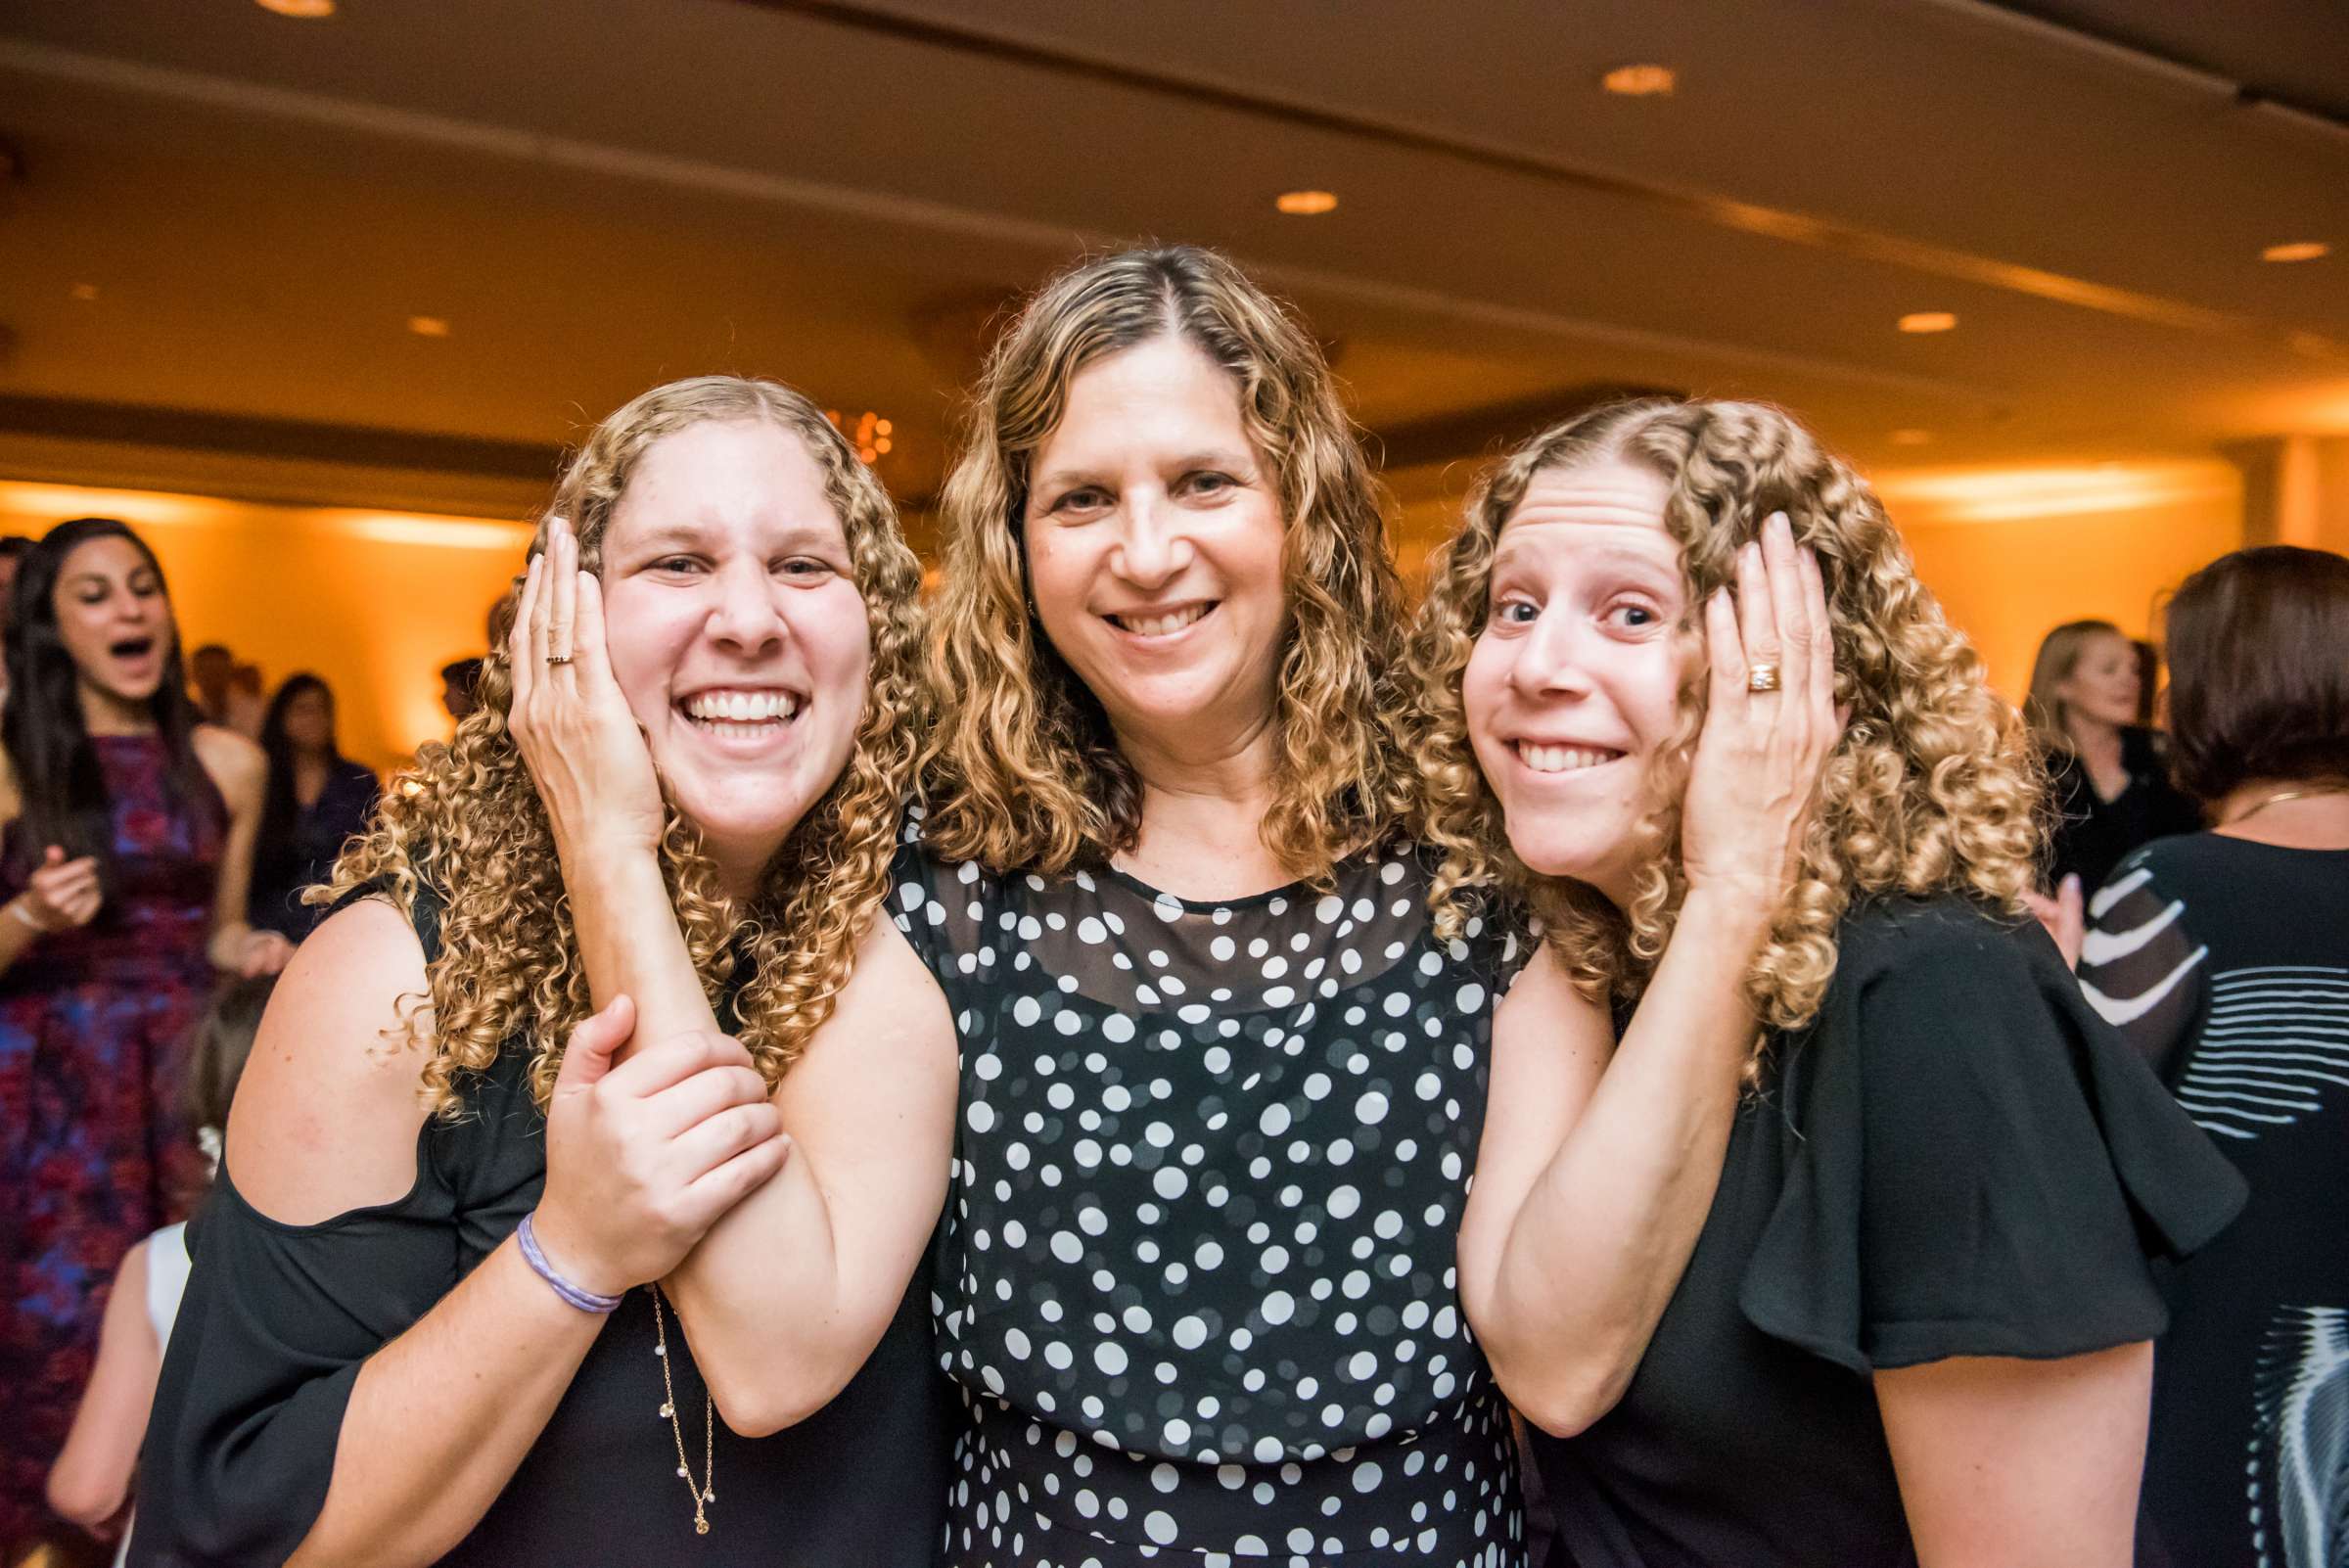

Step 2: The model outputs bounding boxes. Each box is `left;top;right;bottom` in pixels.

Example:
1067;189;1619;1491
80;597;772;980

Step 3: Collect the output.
561;846;716;1042
663;1159;879;1435
290;1238;605;1568
0;898;40;974
1481;891;1765;1431
556;849;881;1429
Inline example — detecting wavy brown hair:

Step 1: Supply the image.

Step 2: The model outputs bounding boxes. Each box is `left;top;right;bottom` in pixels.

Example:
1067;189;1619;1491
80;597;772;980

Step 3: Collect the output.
1406;397;2041;1046
919;246;1408;881
326;376;930;1115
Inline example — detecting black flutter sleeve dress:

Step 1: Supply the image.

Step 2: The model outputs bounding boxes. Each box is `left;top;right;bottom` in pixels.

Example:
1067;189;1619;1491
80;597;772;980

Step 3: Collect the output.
128;885;948;1567
1527;895;2246;1568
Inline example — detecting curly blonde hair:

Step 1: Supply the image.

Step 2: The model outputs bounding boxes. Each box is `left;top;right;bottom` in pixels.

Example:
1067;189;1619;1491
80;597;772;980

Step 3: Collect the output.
326;376;930;1115
919;246;1408;882
1405;397;2042;1046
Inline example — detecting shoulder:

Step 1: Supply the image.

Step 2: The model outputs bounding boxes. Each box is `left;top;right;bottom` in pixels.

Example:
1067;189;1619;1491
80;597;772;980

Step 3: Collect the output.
221;894;435;1223
1790;896;2075;1093
193;723;266;795
1830;894;2048;991
114;1234;153;1294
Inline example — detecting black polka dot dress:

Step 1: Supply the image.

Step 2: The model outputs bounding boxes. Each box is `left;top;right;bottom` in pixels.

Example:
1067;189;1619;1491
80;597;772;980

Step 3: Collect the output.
893;826;1530;1568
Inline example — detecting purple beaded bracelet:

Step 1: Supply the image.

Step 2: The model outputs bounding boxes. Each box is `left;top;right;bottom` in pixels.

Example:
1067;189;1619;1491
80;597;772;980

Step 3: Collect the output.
516;1212;624;1314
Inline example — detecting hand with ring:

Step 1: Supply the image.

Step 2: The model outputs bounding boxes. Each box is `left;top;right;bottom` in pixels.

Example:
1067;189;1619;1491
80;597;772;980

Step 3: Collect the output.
506;517;666;861
1679;511;1842;908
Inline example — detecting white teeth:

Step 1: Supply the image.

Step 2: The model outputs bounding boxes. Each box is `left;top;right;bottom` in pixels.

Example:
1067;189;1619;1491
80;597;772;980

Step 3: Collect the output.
683;690;800;723
1116;604;1211;637
1518;743;1618;774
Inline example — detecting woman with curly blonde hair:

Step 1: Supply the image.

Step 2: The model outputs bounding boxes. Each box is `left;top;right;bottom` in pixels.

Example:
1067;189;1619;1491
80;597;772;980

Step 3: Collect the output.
893;247;1834;1566
128;376;951;1567
1408;395;2245;1568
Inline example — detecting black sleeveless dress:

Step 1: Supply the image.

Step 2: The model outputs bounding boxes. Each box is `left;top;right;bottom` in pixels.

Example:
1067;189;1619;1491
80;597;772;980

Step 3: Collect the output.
894;829;1531;1567
129;885;948;1566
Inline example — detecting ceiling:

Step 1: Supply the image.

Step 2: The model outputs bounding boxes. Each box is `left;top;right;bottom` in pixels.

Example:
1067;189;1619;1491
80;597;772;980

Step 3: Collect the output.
0;0;2342;544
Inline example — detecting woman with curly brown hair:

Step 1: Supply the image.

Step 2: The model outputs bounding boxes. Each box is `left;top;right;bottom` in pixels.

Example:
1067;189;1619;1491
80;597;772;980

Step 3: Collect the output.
893;249;1860;1568
1407;395;2246;1568
126;376;950;1567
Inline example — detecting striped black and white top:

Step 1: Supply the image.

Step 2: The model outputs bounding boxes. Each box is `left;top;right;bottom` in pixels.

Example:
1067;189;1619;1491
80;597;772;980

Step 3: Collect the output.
2081;832;2349;1568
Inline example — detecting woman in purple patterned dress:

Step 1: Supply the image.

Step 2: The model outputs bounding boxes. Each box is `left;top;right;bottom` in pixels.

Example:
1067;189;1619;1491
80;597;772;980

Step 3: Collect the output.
0;517;293;1560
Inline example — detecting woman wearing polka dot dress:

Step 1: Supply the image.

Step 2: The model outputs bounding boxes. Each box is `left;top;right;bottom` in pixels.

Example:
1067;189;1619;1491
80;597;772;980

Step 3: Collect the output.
1408;398;2246;1567
520;250;1834;1567
892;249;1838;1567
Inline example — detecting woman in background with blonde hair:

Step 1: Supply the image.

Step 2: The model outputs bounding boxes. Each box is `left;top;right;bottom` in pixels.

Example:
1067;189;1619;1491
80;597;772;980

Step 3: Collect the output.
129;375;949;1567
1408;395;2244;1568
2028;618;2198;898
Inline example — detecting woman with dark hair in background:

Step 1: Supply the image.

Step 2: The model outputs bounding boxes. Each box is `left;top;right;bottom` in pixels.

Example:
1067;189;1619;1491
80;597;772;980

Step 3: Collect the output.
2080;545;2349;1568
2028;619;2199;897
249;673;379;941
0;517;292;1559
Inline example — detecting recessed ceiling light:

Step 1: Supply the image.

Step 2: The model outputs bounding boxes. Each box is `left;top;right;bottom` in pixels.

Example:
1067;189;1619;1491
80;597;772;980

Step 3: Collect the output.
406;316;450;338
69;283;98;302
2262;241;2330;263
255;0;336;15
1275;190;1339;215
1601;65;1677;96
1889;429;1933;445
1898;311;1958;334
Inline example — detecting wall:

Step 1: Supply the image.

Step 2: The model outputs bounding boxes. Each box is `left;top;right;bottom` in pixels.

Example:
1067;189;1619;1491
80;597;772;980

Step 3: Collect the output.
0;481;530;772
1875;460;2245;701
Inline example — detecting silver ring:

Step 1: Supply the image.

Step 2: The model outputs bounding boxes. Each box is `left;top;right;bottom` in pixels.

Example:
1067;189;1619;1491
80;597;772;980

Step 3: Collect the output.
1746;663;1781;693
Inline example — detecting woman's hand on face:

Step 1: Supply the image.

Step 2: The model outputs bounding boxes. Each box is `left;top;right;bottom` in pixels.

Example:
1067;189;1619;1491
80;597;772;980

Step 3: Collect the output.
15;847;103;934
1680;512;1840;911
530;994;794;1300
506;518;665;861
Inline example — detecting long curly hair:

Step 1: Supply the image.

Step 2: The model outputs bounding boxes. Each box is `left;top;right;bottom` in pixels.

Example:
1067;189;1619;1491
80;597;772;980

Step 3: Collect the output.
326;376;930;1115
919;246;1408;882
1405;397;2041;1048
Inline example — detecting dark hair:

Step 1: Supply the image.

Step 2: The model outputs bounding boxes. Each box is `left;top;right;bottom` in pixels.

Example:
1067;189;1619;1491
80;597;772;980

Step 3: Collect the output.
0;535;33;562
182;973;274;1134
2;518;214;885
254;672;339;900
2164;545;2349;803
439;657;483;691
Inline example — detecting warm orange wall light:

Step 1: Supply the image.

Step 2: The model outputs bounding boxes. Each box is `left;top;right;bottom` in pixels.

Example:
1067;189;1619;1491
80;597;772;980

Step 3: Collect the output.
1875;460;2243;700
0;482;528;772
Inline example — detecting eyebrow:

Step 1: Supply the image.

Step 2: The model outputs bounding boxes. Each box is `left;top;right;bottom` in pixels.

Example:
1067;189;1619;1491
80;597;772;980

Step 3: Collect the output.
619;521;841;553
1033;447;1258;496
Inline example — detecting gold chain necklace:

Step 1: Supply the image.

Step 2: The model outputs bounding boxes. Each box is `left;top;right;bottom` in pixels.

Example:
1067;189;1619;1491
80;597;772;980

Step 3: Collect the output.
649;1284;716;1536
2224;785;2349;826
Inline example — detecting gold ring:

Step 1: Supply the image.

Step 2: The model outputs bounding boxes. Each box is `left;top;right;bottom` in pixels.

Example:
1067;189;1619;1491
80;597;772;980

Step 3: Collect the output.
1746;663;1781;693
546;653;575;666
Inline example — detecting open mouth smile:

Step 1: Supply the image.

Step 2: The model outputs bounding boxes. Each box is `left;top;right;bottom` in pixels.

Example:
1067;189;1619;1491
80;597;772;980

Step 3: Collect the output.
1106;601;1217;638
676;686;805;735
1513;741;1628;774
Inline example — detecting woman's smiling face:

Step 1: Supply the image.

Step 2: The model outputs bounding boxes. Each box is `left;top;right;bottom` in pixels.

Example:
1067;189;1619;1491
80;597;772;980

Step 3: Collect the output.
1020;334;1289;761
1461;459;1694;906
596;418;873;875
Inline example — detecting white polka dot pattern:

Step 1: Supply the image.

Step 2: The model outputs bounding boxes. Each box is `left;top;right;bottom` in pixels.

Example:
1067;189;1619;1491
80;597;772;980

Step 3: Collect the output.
895;831;1529;1565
